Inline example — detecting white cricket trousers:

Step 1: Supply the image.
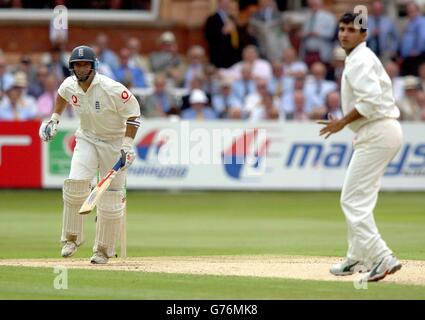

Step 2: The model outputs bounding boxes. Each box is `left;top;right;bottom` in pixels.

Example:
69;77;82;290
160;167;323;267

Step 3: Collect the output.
341;119;402;268
69;130;126;190
62;130;126;252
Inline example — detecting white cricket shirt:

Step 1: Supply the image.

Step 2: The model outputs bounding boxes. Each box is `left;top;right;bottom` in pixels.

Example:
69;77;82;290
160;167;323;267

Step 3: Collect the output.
58;73;140;140
341;42;400;132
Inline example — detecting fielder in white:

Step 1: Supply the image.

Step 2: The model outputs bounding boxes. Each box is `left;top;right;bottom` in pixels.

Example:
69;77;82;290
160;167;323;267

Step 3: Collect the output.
39;45;141;264
318;13;403;282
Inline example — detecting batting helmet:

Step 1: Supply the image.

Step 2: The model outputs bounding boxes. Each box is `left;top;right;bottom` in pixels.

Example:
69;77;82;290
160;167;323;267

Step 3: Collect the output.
69;45;97;72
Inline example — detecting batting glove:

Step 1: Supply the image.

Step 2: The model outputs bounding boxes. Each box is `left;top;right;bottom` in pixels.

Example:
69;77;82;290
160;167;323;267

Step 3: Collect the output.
120;136;136;171
39;113;60;142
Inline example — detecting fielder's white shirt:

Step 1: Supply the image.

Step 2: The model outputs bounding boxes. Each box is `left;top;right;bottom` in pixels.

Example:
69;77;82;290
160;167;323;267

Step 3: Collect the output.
58;74;140;140
341;42;400;132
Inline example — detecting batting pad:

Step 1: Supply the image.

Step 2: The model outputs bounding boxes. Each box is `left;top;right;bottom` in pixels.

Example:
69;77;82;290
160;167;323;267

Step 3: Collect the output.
61;179;91;246
93;190;125;258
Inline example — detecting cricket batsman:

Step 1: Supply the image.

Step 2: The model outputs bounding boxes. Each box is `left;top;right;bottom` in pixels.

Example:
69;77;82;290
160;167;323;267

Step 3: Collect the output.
318;13;403;282
39;45;141;264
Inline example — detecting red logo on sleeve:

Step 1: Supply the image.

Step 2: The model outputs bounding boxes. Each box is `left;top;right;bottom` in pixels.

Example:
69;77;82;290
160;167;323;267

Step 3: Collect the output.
72;95;78;104
121;90;131;102
121;91;129;99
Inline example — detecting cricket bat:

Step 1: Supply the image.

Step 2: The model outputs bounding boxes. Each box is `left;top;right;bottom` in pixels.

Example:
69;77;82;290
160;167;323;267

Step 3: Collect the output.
79;158;124;215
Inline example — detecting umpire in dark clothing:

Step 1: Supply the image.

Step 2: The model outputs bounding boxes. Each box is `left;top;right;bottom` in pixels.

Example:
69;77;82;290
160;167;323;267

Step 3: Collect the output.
204;0;241;68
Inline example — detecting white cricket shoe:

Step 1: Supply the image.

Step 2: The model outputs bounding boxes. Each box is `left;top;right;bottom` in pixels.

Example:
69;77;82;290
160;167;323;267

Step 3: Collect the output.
61;241;77;258
330;259;364;276
90;252;109;264
362;255;402;282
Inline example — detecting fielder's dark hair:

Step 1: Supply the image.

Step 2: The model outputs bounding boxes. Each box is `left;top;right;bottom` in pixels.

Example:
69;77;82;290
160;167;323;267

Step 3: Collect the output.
339;12;368;33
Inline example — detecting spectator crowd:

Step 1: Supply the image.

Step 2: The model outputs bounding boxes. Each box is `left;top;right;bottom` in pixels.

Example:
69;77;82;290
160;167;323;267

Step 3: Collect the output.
1;0;425;122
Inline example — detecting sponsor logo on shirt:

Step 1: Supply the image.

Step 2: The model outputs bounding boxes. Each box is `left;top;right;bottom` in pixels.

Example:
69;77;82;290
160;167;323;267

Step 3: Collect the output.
121;90;132;103
71;95;80;107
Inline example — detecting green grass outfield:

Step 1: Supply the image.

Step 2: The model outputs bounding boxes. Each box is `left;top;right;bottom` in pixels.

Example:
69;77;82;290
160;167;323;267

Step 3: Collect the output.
0;190;424;299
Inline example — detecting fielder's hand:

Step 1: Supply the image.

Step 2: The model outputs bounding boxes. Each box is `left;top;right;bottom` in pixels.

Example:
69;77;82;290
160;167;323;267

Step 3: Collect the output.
317;113;346;139
39;114;60;142
120;137;136;171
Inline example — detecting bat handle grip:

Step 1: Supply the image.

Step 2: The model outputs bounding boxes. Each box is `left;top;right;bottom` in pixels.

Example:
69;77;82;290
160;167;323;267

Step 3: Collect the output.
113;158;124;171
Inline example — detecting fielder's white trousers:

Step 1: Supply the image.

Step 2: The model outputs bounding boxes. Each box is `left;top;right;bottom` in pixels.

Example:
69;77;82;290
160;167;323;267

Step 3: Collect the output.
341;119;402;268
69;130;126;190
